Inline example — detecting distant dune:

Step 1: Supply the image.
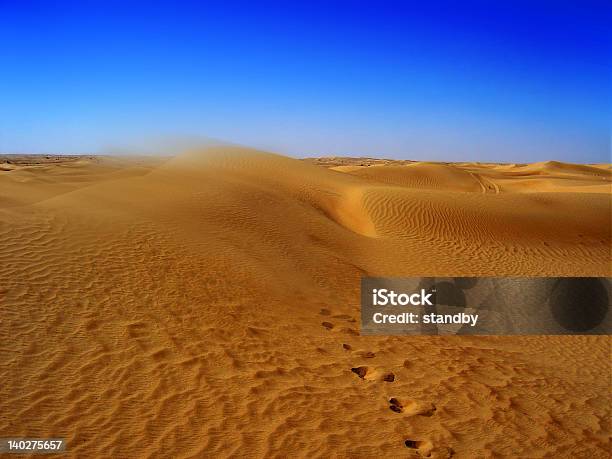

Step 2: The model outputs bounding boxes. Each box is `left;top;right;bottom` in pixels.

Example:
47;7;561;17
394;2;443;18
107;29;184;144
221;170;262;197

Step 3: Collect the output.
1;148;610;457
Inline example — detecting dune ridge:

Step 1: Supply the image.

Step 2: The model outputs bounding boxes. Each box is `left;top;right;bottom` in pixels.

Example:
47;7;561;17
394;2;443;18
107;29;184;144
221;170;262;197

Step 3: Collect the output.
0;147;610;458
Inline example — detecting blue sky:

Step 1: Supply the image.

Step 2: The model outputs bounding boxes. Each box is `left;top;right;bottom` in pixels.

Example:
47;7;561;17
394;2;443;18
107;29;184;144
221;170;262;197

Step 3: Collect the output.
1;1;610;162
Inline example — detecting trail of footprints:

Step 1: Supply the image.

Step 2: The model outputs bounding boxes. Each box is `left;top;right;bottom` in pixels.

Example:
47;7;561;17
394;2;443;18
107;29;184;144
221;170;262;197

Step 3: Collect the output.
320;308;453;457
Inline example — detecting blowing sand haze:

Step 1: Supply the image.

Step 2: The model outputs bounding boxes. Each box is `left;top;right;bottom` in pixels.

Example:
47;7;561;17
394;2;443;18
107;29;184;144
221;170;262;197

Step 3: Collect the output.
0;147;610;457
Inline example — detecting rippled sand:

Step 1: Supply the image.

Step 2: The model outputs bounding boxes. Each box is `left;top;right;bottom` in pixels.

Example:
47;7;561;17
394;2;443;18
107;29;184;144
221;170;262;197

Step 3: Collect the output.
1;149;610;457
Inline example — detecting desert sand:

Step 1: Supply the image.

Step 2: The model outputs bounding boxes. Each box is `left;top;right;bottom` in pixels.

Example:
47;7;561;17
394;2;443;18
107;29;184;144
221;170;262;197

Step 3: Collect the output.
0;147;610;458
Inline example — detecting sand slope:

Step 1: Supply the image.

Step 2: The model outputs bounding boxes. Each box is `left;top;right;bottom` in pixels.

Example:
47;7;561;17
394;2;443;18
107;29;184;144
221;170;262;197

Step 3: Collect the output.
1;148;610;458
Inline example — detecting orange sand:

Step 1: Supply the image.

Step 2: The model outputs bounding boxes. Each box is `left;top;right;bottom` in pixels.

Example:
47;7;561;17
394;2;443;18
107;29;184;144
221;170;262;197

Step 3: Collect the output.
1;148;610;457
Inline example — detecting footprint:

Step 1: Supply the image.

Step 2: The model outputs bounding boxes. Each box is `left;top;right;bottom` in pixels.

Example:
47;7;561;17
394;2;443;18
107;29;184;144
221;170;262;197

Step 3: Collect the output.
351;367;394;382
342;344;352;351
404;439;433;457
389;397;403;412
351;366;370;379
389;398;436;416
405;440;453;458
321;322;334;330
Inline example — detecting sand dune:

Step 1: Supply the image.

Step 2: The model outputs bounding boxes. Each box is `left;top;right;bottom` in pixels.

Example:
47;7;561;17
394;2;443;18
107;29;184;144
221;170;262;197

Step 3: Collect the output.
1;148;610;457
332;159;611;194
0;155;168;209
331;163;484;192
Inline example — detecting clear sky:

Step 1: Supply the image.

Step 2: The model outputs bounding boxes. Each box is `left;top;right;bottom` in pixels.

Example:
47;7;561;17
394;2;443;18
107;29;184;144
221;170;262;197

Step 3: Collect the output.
1;1;610;162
